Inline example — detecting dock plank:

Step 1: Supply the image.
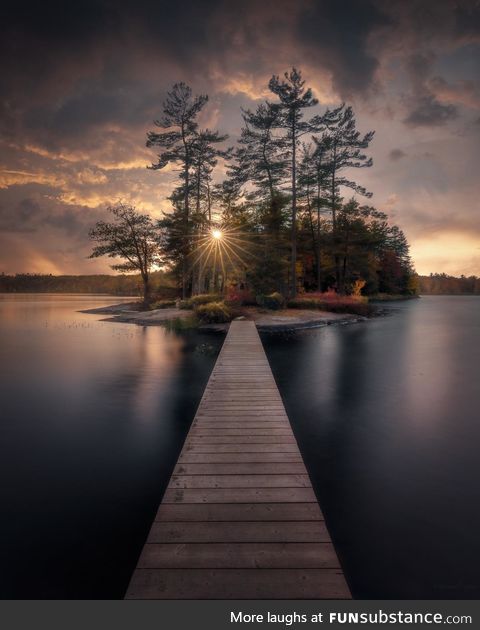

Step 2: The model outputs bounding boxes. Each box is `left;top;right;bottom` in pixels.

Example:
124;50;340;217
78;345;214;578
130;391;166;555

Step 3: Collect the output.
125;320;350;599
137;543;340;569
173;462;306;475
147;521;330;543
168;474;312;488
127;569;350;599
155;503;324;522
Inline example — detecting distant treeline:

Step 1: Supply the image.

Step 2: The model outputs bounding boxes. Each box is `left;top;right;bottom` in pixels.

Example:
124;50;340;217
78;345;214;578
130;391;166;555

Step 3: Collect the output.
0;272;177;297
418;274;480;295
3;272;478;297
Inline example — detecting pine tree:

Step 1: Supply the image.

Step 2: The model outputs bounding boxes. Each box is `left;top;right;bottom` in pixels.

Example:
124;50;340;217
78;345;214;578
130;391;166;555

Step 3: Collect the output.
321;105;374;292
147;83;208;297
268;68;323;297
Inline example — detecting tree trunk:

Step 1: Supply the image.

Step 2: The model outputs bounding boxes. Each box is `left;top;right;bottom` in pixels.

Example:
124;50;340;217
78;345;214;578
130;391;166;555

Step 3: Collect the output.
305;187;318;288
195;166;201;213
340;231;350;294
316;168;322;291
182;123;190;299
207;181;212;223
142;274;151;306
331;152;341;292
291;124;297;298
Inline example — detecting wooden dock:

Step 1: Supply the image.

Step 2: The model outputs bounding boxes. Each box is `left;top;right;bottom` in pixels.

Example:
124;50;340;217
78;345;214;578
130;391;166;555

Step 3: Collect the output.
125;320;350;599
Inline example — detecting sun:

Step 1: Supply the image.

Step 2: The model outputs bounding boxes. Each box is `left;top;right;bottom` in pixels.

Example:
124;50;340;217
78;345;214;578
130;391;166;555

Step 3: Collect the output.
187;221;256;284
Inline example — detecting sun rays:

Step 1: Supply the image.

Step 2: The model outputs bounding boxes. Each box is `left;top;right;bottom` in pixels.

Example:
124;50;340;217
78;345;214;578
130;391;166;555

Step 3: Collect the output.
187;222;256;285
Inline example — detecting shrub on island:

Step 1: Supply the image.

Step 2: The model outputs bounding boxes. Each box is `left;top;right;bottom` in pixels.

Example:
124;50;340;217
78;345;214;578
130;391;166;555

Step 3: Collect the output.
178;293;223;310
256;292;285;310
288;293;373;317
149;299;176;310
196;301;233;324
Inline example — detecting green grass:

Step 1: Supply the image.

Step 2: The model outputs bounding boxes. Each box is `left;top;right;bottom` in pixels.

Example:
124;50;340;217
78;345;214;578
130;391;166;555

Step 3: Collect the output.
162;315;199;331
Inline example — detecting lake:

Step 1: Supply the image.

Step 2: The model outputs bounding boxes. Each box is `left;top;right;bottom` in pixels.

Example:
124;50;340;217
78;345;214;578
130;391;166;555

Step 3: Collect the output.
0;294;479;598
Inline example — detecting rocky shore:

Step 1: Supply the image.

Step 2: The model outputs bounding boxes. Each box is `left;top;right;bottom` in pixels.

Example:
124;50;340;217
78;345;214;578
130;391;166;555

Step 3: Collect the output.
81;302;367;332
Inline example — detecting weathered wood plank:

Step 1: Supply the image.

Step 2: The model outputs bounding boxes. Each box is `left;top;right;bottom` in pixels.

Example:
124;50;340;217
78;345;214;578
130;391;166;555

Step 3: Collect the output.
147;521;329;543
177;452;303;463
174;463;306;475
187;436;296;444
155;503;324;522
138;543;340;569
162;487;317;504
126;320;350;600
168;474;312;489
192;421;289;428
188;428;293;436
184;443;301;453
126;569;350;599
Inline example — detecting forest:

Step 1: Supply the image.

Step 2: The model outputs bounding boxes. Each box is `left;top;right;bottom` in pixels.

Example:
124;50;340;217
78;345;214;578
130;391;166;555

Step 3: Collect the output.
2;273;478;297
88;69;418;305
0;271;175;295
418;274;480;295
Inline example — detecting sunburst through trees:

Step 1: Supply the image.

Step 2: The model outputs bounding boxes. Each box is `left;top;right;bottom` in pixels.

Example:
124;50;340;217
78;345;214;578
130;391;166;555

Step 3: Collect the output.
188;222;256;293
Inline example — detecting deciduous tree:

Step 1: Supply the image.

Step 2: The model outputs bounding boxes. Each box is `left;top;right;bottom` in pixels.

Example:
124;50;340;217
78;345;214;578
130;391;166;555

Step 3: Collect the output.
89;204;161;305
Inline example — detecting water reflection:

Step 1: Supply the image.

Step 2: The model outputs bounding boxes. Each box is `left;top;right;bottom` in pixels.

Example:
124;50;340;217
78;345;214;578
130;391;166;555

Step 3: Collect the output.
2;294;479;598
263;297;480;599
0;294;221;598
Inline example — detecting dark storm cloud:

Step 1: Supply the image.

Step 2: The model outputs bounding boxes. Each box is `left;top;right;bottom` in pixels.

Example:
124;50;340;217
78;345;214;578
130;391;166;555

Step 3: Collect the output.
0;0;479;274
297;0;390;95
402;51;461;127
1;0;476;149
0;194;102;237
404;95;458;127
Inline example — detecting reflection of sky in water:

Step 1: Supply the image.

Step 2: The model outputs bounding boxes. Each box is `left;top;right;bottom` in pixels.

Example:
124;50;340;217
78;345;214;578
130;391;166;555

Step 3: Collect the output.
0;294;221;598
0;294;183;424
2;294;479;598
263;296;480;599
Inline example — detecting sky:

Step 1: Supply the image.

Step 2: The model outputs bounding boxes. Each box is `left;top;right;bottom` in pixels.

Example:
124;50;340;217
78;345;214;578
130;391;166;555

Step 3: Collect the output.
0;0;479;276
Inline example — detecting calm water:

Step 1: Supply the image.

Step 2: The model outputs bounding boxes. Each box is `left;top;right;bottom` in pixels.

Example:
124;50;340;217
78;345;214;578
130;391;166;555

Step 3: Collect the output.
0;294;222;598
0;295;479;599
263;296;480;599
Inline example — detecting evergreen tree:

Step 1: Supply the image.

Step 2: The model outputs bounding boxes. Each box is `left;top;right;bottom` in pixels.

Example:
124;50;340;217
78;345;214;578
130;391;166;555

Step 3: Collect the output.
233;102;288;207
298;140;331;289
191;129;230;220
321;105;375;292
146;83;208;297
268;68;322;297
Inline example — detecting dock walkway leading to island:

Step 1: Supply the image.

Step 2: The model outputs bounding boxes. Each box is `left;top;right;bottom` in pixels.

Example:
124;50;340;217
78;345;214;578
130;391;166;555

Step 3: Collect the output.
126;320;350;599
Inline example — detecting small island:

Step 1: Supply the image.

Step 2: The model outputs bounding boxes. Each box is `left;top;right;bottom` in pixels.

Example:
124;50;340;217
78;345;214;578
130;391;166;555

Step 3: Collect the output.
1;0;479;606
82;71;417;330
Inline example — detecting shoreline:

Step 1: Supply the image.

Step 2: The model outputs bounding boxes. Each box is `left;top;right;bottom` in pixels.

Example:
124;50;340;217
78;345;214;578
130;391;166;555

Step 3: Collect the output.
81;302;372;333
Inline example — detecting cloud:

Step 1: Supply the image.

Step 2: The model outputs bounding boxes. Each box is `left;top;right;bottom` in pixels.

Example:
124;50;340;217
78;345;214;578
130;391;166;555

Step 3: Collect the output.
401;52;460;127
389;149;407;161
0;198;40;233
296;0;390;97
411;230;480;276
0;194;106;236
404;95;458;126
428;76;480;109
0;0;479;274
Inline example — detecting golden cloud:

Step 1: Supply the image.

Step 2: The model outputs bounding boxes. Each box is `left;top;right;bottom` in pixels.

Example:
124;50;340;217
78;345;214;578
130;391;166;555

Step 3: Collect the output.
411;231;480;276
